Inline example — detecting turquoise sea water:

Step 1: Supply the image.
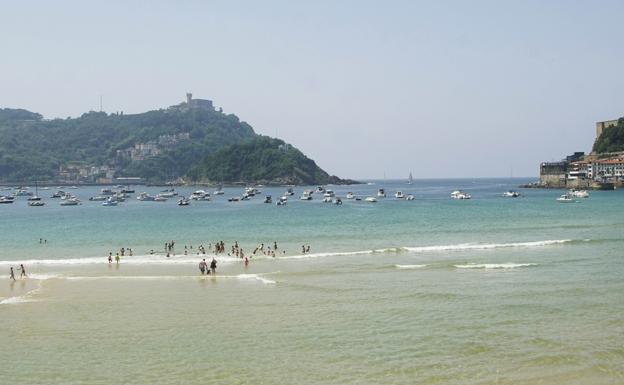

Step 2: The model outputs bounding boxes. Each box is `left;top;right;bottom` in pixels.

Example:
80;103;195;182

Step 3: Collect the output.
1;179;623;384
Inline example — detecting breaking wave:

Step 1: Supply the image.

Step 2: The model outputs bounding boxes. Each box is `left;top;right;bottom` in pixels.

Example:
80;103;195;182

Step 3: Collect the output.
454;263;537;269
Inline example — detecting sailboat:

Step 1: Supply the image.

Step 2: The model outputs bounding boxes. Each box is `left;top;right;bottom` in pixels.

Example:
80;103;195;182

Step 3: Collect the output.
407;172;413;185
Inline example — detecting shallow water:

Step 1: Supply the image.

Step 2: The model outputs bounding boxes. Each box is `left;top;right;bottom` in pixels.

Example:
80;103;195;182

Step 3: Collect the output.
1;179;623;384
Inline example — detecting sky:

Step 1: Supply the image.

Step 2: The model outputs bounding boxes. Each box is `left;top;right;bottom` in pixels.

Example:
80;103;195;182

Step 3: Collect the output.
1;0;623;179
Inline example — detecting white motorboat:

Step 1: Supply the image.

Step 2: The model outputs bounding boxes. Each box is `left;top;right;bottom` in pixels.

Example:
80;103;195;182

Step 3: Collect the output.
406;194;415;200
346;192;355;199
451;190;471;200
324;190;335;198
190;190;210;201
365;196;377;202
102;198;118;206
28;201;45;207
178;197;191;206
51;191;64;198
137;192;156;201
300;191;313;200
557;194;574;203
276;196;288;206
395;191;405;199
90;195;108;201
284;188;295;196
14;189;32;197
100;188;114;196
333;197;343;205
503;190;520;198
0;196;15;204
60;198;81;206
154;195;168;202
160;189;178;198
377;188;386;198
264;195;272;204
569;189;589;198
213;188;225;195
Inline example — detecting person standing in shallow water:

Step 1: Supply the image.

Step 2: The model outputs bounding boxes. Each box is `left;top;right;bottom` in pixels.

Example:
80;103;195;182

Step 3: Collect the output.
210;258;217;275
9;267;16;281
199;259;207;275
115;253;120;264
19;264;26;278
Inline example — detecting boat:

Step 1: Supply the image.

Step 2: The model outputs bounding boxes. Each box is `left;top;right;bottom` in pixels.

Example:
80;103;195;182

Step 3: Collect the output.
178;197;191;206
100;188;114;196
121;187;135;194
323;190;335;198
14;189;32;197
503;190;520;198
406;194;415;200
569;189;589;198
316;186;325;193
284;188;295;196
377;188;386;198
241;194;251;201
154;195;168;202
334;197;343;205
300;191;313;200
0;196;15;204
213;185;225;195
102;198;118;206
276;196;288;206
60;198;81;206
451;190;471;200
346;192;355;199
395;191;405;199
557;194;574;203
365;197;377;203
228;197;240;202
137;192;156;201
190;190;210;201
51;191;64;198
89;195;108;201
322;196;333;203
159;190;178;198
408;172;413;185
28;201;45;207
264;195;272;204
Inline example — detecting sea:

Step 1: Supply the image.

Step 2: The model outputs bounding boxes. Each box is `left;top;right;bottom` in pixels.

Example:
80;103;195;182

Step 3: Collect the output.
1;178;623;385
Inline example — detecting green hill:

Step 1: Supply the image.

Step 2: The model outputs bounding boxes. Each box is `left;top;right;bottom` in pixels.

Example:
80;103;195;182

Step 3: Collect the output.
187;137;353;185
0;99;354;185
593;118;624;153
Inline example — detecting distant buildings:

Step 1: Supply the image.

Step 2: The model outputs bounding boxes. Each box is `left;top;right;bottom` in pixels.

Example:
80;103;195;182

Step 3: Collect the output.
539;117;624;188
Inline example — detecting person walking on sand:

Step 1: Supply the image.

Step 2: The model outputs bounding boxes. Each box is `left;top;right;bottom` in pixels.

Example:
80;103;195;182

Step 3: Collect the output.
9;267;16;281
210;258;217;275
199;259;207;275
19;264;27;278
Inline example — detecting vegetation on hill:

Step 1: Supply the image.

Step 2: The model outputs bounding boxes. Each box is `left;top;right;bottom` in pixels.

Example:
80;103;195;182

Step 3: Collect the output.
0;107;255;181
593;118;624;153
187;137;352;185
0;104;354;184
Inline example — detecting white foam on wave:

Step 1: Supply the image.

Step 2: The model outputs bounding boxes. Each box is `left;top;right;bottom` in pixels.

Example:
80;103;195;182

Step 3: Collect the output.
0;285;43;305
0;254;240;267
0;239;575;267
404;239;571;253
454;263;537;269
55;273;278;284
395;264;427;269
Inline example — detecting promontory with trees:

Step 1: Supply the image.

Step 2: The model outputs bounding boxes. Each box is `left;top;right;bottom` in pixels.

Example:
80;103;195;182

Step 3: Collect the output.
0;95;357;185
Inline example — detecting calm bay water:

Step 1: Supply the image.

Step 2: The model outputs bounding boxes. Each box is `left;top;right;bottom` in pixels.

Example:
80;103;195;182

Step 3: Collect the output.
1;178;623;384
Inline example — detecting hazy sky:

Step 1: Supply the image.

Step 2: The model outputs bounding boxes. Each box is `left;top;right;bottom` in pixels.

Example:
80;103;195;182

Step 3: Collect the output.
1;1;623;179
